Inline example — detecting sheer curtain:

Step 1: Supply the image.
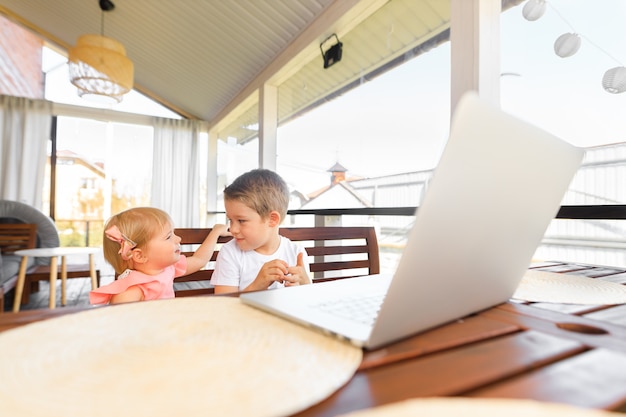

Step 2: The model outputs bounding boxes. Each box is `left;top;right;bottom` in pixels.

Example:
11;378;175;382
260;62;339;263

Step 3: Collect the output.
0;95;52;208
151;117;201;228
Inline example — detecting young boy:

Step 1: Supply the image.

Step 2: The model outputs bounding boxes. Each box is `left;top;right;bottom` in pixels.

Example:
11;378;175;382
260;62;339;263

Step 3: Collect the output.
211;169;311;294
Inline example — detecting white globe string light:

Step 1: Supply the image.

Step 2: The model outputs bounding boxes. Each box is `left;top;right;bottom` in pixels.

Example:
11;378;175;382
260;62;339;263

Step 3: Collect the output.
602;67;626;94
522;0;547;21
522;0;625;94
554;33;581;58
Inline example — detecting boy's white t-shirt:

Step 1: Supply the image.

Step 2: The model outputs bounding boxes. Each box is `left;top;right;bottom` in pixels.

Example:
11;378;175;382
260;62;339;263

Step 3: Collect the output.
210;236;309;291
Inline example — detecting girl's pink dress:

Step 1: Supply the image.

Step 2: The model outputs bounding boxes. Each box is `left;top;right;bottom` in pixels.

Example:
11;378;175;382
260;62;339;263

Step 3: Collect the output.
89;256;187;305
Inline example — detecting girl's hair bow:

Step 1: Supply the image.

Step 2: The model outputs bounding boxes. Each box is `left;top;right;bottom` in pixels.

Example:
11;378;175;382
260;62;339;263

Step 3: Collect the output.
105;225;137;260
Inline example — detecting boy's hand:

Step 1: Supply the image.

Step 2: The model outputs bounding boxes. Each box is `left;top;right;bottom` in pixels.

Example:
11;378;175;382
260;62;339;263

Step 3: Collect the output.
255;259;290;288
284;253;311;286
252;253;310;290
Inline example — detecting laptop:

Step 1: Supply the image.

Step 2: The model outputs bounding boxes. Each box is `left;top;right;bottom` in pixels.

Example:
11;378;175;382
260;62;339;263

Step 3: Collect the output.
240;92;585;350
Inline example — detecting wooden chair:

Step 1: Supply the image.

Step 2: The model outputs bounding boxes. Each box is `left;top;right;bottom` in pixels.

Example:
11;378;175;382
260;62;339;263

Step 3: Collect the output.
173;226;380;297
0;223;38;311
0;223;37;253
279;226;380;282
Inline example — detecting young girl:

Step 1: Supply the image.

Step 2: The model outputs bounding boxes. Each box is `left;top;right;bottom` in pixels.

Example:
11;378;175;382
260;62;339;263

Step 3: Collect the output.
90;207;229;305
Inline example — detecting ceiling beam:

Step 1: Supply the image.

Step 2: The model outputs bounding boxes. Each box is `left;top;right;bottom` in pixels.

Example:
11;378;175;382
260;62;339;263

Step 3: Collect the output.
209;0;388;133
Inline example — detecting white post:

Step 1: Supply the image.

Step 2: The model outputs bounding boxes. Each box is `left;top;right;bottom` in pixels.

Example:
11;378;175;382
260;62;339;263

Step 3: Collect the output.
450;0;501;115
258;83;278;170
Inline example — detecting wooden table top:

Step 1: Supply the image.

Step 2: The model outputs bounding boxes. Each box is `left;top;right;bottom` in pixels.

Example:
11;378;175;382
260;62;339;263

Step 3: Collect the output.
2;261;626;416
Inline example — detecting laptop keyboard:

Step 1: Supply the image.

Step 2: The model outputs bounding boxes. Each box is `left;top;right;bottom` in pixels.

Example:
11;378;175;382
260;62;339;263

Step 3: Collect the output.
310;293;385;326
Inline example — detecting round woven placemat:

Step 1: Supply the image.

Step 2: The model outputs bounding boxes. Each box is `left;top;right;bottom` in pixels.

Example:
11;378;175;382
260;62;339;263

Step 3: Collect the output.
338;397;621;417
0;297;362;417
512;270;626;304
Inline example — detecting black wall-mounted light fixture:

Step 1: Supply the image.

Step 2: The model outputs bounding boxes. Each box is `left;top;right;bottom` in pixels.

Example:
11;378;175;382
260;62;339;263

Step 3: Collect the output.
320;34;343;69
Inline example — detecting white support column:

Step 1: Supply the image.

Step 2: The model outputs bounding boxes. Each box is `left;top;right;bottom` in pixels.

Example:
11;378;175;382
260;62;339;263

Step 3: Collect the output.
206;128;219;225
258;83;278;170
450;0;501;115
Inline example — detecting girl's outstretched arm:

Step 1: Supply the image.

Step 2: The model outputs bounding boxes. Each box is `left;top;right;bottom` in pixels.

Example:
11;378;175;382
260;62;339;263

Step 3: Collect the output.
184;224;230;273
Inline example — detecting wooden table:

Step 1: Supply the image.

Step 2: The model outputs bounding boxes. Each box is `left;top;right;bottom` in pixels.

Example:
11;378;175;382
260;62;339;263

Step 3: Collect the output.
1;261;626;415
12;247;100;312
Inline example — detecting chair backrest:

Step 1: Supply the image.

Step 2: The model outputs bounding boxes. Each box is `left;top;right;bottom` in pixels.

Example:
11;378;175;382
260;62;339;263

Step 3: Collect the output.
0;200;60;266
173;226;380;297
0;223;38;254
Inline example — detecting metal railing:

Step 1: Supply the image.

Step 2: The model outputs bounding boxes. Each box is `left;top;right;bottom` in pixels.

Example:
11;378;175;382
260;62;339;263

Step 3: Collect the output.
55;219;104;247
59;205;626;269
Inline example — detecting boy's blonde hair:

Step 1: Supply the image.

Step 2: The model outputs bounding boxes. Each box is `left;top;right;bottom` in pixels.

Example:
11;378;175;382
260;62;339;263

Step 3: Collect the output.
103;207;173;275
224;169;289;221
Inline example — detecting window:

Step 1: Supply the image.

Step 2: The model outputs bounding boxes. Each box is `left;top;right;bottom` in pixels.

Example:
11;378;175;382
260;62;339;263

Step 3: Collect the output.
501;0;626;267
51;117;154;246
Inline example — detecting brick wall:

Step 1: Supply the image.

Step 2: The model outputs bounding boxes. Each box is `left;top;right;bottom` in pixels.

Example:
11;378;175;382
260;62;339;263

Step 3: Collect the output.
0;14;44;99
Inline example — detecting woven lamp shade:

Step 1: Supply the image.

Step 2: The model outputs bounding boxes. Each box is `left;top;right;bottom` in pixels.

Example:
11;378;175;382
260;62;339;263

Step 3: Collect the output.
68;34;134;103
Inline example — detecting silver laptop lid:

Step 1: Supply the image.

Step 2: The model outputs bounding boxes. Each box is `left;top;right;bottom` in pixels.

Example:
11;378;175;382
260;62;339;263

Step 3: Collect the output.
367;92;584;348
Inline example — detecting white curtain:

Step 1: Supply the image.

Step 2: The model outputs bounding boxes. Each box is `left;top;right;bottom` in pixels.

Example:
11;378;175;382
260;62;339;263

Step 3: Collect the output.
151;117;201;228
0;95;52;208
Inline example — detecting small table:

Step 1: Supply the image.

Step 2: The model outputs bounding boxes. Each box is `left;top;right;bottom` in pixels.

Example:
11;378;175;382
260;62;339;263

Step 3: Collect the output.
12;247;100;312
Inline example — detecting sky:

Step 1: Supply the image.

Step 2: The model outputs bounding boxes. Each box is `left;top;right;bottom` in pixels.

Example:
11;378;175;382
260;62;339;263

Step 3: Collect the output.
498;0;626;149
275;0;626;192
276;45;450;191
43;1;626;195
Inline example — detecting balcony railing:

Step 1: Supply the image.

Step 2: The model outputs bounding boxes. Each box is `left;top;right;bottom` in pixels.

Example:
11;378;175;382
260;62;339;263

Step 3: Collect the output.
57;204;626;271
288;204;626;219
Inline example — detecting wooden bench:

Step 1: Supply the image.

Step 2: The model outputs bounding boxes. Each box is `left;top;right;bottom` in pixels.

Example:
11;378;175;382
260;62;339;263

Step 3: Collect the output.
0;223;38;311
173;226;380;297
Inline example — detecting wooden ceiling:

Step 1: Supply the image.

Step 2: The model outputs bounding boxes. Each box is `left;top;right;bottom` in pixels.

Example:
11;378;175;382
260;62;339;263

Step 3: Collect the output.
0;1;523;133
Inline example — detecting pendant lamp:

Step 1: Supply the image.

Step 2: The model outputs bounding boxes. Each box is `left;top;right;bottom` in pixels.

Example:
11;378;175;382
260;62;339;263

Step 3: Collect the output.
68;0;133;103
